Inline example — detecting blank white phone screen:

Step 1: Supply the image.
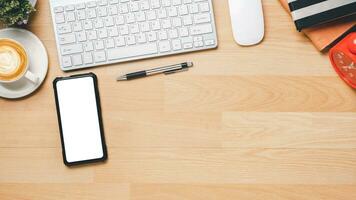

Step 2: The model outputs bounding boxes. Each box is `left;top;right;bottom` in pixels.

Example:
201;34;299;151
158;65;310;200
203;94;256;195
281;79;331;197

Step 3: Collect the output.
56;77;103;163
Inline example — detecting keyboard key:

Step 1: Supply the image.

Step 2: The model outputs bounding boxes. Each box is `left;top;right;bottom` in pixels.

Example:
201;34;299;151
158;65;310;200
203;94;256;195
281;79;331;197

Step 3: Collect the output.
118;25;129;35
115;15;125;25
65;5;75;11
54;6;64;13
84;52;94;64
114;36;126;46
183;42;193;49
77;31;87;42
76;3;86;10
189;4;199;13
129;23;140;34
172;0;182;6
200;2;210;12
194;41;204;47
140;22;150;32
87;30;97;40
147;32;157;42
66;12;76;22
83;21;93;30
179;27;189;37
109;0;119;4
182;15;193;25
97;7;108;17
126;35;136;45
86;1;97;8
167;7;178;17
61;44;83;55
86;9;97;18
172;17;182;27
62;56;72;67
103;16;115;26
94;51;107;62
179;5;189;15
151;0;161;9
107;27;119;37
158;30;168;40
172;39;182;50
58;33;76;45
159;41;171;52
129;2;140;12
157;9;167;18
98;0;108;6
98;29;108;38
72;54;83;65
119;4;129;13
107;43;158;60
84;42;94;51
57;24;71;34
105;38;115;48
140;1;150;10
168;29;178;38
73;22;83;32
137;33;147;43
94;40;105;50
204;39;215;46
108;5;118;15
194;13;211;24
190;24;213;35
55;13;65;24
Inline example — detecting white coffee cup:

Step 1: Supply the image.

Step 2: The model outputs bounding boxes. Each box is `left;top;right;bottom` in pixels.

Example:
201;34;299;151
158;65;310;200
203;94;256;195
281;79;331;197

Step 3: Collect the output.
0;38;38;84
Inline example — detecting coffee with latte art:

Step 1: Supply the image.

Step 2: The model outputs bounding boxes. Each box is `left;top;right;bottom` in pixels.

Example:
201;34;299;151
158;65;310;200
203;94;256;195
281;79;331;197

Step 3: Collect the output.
0;39;28;82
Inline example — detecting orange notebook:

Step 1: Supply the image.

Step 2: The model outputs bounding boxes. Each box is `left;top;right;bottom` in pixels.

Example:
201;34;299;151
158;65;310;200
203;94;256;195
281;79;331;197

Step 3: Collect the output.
279;0;355;52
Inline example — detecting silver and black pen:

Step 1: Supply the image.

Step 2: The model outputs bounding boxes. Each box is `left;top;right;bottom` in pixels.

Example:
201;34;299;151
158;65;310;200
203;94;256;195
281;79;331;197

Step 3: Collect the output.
117;62;193;81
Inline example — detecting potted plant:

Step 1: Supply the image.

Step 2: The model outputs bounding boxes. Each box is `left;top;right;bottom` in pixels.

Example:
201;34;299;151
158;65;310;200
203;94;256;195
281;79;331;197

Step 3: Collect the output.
0;0;36;27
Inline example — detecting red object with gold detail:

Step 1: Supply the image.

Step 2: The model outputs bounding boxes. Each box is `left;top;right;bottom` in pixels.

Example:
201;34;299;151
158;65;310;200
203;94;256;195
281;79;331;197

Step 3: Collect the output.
329;32;356;89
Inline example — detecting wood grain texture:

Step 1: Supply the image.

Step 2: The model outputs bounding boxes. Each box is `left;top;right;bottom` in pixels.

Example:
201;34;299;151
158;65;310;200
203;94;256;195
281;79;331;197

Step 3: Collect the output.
0;0;356;199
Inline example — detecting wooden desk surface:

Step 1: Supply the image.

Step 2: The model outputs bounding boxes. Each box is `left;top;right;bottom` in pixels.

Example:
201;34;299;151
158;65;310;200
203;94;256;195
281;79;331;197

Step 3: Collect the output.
1;0;356;199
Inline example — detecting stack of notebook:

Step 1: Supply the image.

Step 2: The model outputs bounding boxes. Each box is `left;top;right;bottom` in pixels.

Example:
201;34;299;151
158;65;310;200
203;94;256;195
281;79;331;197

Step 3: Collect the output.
288;0;356;31
280;0;356;51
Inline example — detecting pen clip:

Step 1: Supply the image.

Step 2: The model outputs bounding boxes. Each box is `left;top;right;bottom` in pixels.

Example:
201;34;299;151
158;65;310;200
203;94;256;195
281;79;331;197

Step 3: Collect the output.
164;68;189;75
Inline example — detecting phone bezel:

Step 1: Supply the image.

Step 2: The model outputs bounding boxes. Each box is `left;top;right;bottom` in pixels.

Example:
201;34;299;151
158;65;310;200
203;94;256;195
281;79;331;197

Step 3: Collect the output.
53;73;108;166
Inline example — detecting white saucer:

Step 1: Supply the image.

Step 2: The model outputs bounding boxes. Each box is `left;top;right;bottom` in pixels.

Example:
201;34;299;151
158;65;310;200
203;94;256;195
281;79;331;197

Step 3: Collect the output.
0;28;48;99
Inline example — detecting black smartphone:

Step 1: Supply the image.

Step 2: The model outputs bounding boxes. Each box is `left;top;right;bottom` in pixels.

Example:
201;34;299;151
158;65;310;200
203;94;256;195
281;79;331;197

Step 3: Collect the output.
53;73;107;166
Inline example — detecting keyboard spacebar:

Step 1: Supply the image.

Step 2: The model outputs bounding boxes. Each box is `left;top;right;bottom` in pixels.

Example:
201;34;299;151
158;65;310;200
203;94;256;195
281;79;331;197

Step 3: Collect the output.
107;43;158;61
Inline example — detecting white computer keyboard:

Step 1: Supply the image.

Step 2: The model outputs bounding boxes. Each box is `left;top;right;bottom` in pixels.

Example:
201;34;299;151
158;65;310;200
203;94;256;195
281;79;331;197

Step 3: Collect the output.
50;0;218;71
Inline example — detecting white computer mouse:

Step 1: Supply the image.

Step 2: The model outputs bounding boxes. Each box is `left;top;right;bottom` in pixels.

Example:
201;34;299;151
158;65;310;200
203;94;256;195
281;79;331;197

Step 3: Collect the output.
228;0;265;46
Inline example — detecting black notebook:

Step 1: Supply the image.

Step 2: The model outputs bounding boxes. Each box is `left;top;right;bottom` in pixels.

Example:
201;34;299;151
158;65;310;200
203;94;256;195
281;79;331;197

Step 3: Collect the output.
288;0;356;31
